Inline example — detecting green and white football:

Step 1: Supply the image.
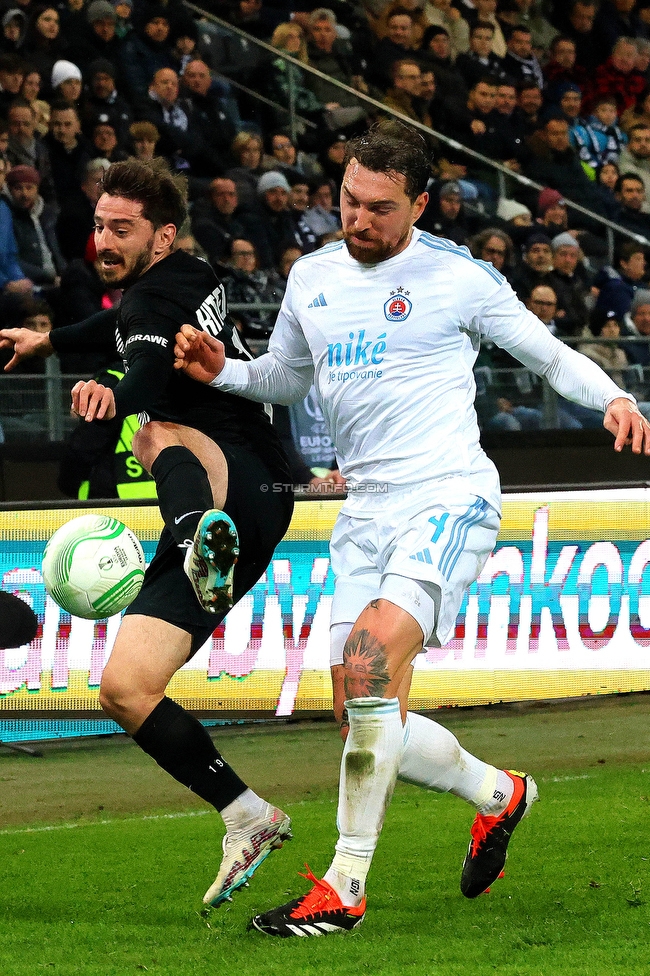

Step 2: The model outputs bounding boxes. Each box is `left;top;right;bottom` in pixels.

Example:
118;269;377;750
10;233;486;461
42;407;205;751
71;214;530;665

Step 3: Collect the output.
42;514;145;620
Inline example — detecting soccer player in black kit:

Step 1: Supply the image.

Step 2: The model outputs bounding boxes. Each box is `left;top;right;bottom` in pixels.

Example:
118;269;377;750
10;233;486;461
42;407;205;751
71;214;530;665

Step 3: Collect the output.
0;159;294;907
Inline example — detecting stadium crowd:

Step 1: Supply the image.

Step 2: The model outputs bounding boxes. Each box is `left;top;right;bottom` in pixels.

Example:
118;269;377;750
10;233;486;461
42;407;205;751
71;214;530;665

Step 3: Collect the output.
2;0;650;445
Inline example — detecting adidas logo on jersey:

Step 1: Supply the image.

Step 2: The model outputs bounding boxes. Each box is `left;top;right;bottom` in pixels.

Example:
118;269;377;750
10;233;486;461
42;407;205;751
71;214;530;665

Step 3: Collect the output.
410;548;433;564
308;293;328;308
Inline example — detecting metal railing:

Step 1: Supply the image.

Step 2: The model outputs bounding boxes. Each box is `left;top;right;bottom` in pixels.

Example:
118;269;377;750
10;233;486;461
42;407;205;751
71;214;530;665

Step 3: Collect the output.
2;337;648;442
185;1;650;258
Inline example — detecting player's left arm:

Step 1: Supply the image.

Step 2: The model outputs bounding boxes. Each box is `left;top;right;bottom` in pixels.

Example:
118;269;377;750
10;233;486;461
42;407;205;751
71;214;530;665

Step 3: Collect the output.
476;280;650;454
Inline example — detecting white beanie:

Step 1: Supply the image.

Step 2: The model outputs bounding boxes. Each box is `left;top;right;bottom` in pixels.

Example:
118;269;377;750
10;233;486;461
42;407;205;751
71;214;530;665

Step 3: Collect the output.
257;170;291;195
496;197;532;222
51;60;82;90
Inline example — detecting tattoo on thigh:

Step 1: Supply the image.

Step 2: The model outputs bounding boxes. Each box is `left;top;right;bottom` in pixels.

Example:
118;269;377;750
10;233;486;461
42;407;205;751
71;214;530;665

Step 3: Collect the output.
343;628;390;700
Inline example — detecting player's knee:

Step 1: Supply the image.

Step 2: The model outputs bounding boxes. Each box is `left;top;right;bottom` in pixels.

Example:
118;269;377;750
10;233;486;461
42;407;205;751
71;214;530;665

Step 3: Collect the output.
132;421;176;471
99;671;138;721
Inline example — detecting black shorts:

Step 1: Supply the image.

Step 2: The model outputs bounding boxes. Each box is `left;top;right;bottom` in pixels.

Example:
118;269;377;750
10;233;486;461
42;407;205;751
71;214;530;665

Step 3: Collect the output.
124;440;294;655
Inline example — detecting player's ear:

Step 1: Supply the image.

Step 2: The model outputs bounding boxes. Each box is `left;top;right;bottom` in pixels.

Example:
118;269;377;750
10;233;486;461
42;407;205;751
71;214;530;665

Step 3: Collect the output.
157;222;177;254
413;191;428;222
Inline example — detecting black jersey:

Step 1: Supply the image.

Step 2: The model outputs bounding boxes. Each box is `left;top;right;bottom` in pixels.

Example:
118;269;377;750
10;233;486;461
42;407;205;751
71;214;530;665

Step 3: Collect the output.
50;250;289;480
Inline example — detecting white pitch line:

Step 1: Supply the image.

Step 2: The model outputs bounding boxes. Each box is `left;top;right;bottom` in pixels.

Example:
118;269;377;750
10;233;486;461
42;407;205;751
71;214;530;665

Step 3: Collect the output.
0;808;213;837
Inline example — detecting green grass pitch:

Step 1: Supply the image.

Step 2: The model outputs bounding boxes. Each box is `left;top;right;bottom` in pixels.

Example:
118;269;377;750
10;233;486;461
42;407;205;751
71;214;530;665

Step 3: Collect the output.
1;694;649;975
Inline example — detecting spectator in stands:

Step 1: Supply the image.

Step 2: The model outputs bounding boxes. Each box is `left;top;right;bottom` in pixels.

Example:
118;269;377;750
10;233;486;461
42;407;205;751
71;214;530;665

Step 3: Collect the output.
418;26;468;115
226;130;267;209
0;155;32;297
576;95;628;171
305;7;368;125
4;164;64;293
543;34;588;89
7;97;51;183
584;36;646;115
502;25;543;89
128;119;159;160
512;79;543;138
20;67;49;137
465;0;507;56
0;52;25;117
510;231;553;298
594;240;648;319
80;59;132;144
455;21;506;90
548;230;591;335
267;21;324;128
383;58;432;126
67;0;122;75
1;9;28;56
44;101;91;205
179;58;237;168
369;4;417;91
468;226;515;276
618;123;650;207
422;0;469;60
317;131;348;193
222;237;283;337
303;176;340;237
226;0;277;42
141;66;213;177
536;187;569;236
244;169;298;270
525;282;560;333
119;6;174;109
418;65;450;132
50;58;82;107
56;156;109;260
556;0;601;74
612;171;650;236
623;287;650;366
593;0;647;63
89;116;126;162
579;307;629;388
495;196;533;249
417;180;475;244
447;75;521;178
285;174;318;253
526;114;616;221
369;0;428;49
22;6;67;84
191;176;246;267
268;129;322;183
620;84;650;133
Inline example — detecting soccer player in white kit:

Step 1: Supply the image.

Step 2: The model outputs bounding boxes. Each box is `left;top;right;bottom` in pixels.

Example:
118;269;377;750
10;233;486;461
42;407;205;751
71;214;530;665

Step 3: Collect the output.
174;122;650;936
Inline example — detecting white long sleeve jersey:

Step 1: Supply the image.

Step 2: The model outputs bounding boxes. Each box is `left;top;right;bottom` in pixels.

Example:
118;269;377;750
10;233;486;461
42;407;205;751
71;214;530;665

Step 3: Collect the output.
213;229;632;515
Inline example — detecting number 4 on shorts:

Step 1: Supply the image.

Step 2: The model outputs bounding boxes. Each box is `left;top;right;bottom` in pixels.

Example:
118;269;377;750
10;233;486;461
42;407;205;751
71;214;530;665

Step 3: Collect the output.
428;512;449;543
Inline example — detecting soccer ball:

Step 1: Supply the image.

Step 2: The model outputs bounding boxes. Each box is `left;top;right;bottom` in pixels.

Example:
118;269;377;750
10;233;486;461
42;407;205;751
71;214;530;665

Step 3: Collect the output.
42;514;145;620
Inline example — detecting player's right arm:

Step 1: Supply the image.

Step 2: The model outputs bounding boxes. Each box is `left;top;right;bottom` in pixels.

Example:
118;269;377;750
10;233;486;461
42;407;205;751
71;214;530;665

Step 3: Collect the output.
0;327;53;371
0;309;117;371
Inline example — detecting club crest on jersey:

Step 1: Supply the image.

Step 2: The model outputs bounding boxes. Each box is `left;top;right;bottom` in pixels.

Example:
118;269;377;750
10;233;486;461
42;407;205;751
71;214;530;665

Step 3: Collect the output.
384;287;412;322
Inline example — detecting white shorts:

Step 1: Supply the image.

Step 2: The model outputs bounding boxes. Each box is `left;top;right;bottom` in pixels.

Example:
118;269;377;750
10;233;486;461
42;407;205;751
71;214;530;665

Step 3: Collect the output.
329;484;500;663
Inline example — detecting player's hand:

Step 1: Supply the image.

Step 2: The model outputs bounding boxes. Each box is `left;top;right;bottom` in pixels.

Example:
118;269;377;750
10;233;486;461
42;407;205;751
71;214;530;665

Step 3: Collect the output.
174;324;225;384
604;397;650;454
71;380;117;422
0;327;53;371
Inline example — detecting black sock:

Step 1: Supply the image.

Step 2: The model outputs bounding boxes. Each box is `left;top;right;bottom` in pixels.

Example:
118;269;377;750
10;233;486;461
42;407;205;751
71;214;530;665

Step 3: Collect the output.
133;697;247;812
151;446;214;545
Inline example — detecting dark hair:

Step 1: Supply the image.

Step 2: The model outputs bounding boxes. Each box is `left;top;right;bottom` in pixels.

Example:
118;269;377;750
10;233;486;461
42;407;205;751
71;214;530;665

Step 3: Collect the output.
615;171;644;193
469;227;514;266
49;99;80;119
471;20;495;37
387;6;414;21
616;239;646;264
101;158;187;230
343;120;431;202
549;34;575;55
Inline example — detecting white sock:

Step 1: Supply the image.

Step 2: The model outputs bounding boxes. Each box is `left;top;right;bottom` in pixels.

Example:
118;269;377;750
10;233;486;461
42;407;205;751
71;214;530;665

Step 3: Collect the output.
324;696;403;907
220;788;268;832
398;711;514;814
